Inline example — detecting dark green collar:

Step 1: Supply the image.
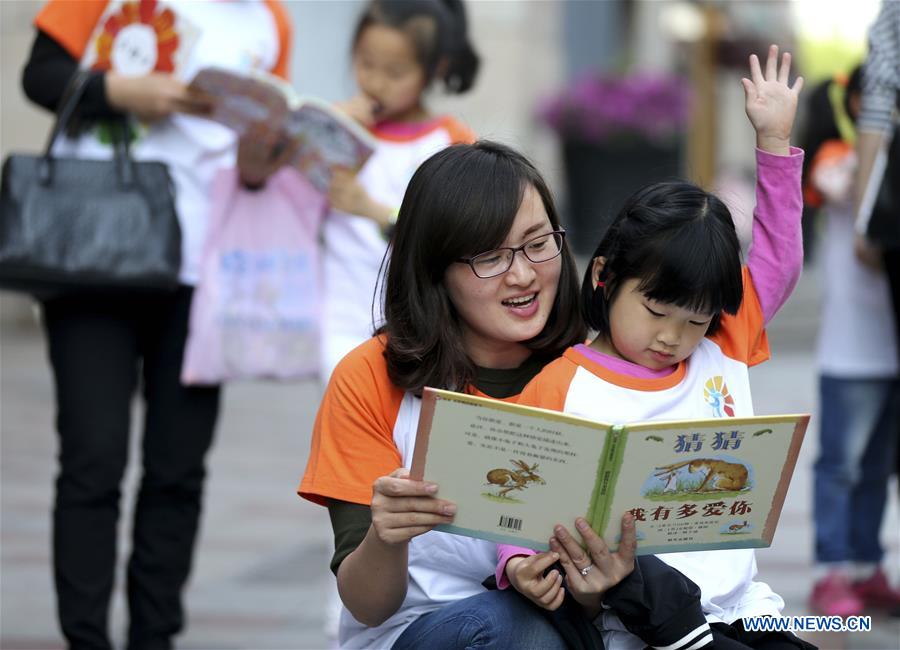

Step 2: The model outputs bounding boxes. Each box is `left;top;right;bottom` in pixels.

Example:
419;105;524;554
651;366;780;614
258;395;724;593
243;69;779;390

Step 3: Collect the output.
473;355;550;399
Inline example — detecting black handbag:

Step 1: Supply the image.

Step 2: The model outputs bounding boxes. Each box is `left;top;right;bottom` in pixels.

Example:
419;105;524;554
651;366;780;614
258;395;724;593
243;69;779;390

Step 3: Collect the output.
865;121;900;251
0;71;181;296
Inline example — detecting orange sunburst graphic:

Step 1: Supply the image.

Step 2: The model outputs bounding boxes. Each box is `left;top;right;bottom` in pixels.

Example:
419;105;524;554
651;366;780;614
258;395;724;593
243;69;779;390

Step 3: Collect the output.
703;375;735;418
92;0;179;74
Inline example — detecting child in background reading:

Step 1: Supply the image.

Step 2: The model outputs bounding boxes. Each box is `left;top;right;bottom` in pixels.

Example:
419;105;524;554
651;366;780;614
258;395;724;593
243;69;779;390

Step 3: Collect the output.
320;0;479;381
501;46;815;650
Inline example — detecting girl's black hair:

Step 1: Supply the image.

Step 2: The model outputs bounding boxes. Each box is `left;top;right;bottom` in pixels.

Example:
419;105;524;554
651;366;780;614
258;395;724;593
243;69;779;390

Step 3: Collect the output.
380;140;585;393
353;0;480;93
582;181;743;337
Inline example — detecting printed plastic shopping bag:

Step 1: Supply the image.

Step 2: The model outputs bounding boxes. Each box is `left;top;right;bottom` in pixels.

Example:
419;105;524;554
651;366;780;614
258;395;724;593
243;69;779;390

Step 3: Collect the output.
181;166;326;383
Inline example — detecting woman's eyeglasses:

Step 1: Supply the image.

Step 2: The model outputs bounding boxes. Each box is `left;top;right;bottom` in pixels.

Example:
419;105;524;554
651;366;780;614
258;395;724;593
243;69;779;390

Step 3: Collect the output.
457;230;566;279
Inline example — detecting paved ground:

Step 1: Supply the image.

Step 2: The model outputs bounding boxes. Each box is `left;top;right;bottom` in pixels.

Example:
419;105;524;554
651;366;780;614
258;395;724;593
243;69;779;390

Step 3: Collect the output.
2;263;899;650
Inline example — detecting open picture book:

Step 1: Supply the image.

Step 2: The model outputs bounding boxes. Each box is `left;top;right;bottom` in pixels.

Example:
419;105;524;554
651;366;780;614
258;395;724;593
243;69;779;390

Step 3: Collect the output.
410;388;809;555
189;67;376;192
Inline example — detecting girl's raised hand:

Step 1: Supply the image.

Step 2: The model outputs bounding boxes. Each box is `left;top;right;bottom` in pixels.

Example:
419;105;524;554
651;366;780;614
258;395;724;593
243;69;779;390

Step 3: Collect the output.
742;44;804;155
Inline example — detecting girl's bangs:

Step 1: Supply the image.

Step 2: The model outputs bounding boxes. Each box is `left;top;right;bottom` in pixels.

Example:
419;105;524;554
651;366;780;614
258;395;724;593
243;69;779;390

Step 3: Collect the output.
633;223;743;316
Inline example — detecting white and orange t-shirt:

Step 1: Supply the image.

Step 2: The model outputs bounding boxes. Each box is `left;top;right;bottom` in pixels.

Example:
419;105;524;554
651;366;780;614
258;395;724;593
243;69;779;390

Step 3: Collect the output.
810;140;899;378
35;0;292;284
319;117;476;381
301;335;503;649
516;269;784;649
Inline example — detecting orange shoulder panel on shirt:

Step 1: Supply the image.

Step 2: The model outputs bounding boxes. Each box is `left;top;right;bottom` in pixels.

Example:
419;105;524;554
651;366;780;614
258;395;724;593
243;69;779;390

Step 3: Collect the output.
299;337;406;507
811;139;852;171
806;139;853;207
710;267;770;366
441;116;477;144
516;355;577;411
35;0;109;60
263;0;292;79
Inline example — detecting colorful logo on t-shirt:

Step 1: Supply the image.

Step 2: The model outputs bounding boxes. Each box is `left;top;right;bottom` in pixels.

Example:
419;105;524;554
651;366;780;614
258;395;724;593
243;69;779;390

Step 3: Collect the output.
703;375;735;418
92;0;179;75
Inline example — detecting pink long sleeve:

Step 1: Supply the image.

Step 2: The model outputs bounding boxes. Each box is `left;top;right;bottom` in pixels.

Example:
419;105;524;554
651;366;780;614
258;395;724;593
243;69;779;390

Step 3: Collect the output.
747;146;805;323
495;544;536;590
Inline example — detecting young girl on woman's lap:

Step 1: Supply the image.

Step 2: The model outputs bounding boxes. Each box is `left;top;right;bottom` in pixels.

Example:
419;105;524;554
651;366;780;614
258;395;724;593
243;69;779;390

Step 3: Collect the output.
501;45;815;650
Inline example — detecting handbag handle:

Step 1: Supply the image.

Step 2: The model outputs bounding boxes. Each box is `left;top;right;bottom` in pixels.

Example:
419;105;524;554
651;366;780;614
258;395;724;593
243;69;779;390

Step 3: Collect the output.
109;119;137;187
38;70;137;188
39;70;92;165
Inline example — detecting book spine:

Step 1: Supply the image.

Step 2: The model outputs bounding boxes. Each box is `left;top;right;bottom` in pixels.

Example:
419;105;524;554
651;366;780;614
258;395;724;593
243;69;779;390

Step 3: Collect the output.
598;427;628;547
586;426;623;536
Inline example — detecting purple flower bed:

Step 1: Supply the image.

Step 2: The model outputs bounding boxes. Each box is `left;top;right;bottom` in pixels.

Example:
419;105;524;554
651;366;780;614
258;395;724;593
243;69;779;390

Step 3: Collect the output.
537;72;691;146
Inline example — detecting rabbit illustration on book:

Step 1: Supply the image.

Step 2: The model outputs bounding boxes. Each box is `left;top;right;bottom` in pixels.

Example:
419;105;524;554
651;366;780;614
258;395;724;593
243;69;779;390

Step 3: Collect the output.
486;459;546;497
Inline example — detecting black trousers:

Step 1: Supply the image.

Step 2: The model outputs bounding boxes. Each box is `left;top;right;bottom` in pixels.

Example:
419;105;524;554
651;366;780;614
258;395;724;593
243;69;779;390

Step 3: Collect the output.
42;287;220;650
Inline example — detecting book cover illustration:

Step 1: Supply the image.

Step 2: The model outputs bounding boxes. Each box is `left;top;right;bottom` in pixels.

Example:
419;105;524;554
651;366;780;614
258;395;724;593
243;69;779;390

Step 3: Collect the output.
587;418;805;554
189;67;376;192
483;459;546;502
411;388;808;555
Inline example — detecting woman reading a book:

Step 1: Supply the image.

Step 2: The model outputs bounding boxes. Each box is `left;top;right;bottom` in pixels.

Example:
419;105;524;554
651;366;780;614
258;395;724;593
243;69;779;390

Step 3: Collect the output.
300;141;717;650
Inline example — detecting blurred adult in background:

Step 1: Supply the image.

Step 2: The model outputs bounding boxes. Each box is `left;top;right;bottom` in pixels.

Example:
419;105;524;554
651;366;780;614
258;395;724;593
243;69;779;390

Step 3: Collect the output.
856;0;900;341
802;67;900;617
21;1;291;648
854;0;900;510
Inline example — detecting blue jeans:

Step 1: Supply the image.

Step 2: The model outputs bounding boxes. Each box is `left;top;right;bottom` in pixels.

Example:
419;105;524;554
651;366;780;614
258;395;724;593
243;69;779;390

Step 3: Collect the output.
813;375;899;564
392;590;568;650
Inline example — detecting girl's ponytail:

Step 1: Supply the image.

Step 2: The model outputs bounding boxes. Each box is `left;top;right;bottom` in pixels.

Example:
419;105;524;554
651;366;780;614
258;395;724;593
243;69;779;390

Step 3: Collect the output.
439;0;480;93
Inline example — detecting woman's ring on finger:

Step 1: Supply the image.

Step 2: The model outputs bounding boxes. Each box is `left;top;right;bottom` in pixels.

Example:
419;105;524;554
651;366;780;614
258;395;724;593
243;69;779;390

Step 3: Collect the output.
580;563;593;576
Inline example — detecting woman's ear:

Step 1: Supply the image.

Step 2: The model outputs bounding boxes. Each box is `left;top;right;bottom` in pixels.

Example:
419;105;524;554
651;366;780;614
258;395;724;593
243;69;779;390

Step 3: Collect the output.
591;256;607;290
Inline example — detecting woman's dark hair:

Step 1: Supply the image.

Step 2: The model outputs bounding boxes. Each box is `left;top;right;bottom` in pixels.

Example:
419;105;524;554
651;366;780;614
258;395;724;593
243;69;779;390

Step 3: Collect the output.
381;140;584;392
353;0;480;93
582;181;743;338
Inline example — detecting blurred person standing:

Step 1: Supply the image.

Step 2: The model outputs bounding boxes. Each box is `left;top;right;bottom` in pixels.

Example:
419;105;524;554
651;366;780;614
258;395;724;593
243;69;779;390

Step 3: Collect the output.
319;0;480;382
854;0;900;537
804;67;900;617
855;0;900;308
20;1;291;648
